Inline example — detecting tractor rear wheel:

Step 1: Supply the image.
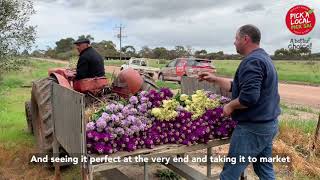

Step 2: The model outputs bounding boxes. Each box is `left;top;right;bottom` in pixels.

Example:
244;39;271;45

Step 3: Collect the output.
31;77;59;164
25;101;33;134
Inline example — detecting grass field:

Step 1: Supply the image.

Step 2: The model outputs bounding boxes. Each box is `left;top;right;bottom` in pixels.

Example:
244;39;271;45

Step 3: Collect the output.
106;59;320;85
0;60;65;144
0;59;319;179
214;60;320;85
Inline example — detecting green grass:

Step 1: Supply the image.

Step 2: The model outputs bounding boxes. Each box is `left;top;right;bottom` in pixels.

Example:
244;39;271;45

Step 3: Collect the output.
156;81;180;90
279;119;317;135
213;60;240;77
279;102;319;135
146;59;170;68
214;60;320;85
0;59;65;143
105;60;128;67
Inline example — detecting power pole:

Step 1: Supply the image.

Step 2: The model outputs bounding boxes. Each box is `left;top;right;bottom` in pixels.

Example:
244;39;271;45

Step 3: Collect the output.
115;24;127;60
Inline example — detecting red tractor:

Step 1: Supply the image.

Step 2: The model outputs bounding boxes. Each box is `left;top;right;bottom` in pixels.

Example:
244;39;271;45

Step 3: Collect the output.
25;67;157;157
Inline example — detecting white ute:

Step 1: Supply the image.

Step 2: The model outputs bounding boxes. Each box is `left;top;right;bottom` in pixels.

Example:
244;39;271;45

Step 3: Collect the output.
120;58;160;78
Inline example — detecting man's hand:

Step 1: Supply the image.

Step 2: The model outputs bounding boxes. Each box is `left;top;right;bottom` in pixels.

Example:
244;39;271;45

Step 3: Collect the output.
197;72;217;82
223;103;234;117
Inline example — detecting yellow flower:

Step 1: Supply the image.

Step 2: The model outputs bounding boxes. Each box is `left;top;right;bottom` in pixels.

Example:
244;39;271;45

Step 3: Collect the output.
180;94;189;101
151;108;161;116
185;99;192;105
196;90;204;94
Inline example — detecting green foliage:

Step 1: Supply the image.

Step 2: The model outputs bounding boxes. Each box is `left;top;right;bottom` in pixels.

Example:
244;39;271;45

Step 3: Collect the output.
155;169;182;180
77;35;94;42
55;38;75;53
91;107;107;122
0;0;36;73
92;40;119;57
0;58;30;76
121;45;136;57
194;49;207;58
274;47;312;60
153;47;169;59
55;50;78;60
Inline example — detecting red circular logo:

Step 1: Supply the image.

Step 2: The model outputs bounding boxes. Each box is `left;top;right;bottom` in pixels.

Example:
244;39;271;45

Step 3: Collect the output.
286;5;316;35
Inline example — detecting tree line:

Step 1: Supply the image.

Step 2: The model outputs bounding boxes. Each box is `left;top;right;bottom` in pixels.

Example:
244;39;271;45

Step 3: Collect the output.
29;36;244;60
29;35;320;61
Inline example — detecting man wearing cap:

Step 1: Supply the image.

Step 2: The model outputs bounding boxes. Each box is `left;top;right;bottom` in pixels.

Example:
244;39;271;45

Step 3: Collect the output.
74;38;105;80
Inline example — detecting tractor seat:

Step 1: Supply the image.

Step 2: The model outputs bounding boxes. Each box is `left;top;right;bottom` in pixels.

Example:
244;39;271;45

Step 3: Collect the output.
73;77;108;94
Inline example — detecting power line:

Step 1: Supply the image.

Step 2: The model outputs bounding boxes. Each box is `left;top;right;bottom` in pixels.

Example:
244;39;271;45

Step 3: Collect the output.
114;24;127;60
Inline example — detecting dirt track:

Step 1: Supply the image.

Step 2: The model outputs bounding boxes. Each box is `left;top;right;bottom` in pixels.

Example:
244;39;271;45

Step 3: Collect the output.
38;58;320;109
279;83;320;109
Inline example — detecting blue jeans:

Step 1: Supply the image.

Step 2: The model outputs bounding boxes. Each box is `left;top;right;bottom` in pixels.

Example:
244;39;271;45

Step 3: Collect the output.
220;120;278;180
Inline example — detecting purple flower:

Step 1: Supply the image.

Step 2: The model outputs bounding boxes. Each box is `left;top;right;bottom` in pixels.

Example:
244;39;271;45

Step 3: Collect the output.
101;112;110;120
138;104;148;113
209;94;218;100
86;122;95;131
114;127;125;135
127;115;136;123
160;88;173;99
111;114;120;123
86;131;97;139
147;102;153;108
129;96;139;105
87;142;93;148
117;104;124;110
126;142;137;151
129;108;138;115
94;133;105;142
120;119;131;127
139;91;148;97
103;133;112;142
220;96;231;104
94;142;106;154
96;118;107;129
140;97;149;103
130;125;140;133
117;113;124;120
106;104;116;113
104;145;113;154
86;91;238;155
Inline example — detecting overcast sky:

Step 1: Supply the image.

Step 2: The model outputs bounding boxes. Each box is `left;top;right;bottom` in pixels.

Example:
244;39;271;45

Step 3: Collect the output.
30;0;319;54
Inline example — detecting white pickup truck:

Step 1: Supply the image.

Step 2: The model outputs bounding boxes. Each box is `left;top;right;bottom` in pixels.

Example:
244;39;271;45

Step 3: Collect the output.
120;58;160;78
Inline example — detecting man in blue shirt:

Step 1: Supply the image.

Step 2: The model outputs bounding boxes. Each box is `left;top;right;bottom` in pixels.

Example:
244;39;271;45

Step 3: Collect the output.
198;24;280;180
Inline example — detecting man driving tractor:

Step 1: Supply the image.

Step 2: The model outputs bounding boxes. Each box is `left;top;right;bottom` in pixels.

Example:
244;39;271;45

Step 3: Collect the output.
73;38;105;80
